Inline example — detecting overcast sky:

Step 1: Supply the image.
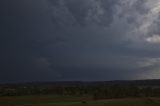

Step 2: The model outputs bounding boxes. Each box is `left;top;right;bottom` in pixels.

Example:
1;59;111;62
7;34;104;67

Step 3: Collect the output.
1;0;160;83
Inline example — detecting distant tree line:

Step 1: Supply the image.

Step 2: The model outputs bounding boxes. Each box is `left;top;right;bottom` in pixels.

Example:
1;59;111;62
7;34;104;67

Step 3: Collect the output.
1;85;160;99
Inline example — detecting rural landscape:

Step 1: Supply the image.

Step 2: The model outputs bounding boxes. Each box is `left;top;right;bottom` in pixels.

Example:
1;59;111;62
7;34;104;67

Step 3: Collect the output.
1;80;160;106
2;0;160;106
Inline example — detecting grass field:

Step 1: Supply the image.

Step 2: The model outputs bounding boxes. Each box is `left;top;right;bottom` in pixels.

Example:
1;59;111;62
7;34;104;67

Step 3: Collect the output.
0;95;160;106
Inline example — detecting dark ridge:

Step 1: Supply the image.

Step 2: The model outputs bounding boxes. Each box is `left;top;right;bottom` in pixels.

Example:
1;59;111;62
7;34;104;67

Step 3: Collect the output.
1;79;160;88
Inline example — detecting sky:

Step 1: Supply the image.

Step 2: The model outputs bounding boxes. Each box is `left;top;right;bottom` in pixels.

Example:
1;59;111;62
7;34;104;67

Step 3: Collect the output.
1;0;160;83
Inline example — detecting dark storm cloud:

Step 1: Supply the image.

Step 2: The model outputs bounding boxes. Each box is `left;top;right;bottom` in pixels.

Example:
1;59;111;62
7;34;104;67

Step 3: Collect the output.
1;0;160;83
45;0;160;80
48;0;118;26
0;0;54;83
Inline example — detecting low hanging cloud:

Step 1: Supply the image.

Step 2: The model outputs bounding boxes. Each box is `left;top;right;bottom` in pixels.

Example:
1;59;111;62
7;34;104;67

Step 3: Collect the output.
47;0;160;80
1;0;160;83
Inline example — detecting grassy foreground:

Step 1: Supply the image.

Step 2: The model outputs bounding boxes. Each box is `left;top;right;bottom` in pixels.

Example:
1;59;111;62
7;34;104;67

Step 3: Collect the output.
0;95;160;106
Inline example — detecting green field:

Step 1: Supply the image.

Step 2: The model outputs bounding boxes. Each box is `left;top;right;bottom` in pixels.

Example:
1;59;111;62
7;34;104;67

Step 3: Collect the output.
0;95;160;106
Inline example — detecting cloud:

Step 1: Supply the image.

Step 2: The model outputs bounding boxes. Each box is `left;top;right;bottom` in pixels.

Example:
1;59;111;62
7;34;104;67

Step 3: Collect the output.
2;0;160;83
136;57;160;79
48;0;118;26
118;0;160;48
146;35;160;44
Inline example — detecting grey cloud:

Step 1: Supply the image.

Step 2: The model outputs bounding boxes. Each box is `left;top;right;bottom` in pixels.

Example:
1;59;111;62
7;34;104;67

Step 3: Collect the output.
1;0;160;83
48;0;118;26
